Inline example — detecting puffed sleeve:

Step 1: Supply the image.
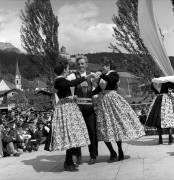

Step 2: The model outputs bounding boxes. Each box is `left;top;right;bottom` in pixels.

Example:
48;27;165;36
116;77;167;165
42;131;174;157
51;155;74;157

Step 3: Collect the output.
92;86;102;96
100;71;119;84
54;77;86;90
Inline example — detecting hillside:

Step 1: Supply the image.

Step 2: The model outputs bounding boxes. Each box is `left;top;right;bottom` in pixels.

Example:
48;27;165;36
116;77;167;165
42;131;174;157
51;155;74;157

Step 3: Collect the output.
85;52;126;71
0;49;174;83
0;51;128;81
0;42;21;53
0;50;44;81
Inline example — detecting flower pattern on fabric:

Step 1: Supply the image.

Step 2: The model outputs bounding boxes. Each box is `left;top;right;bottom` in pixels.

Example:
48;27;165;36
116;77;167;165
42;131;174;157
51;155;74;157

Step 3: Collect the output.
50;98;90;151
95;90;145;142
161;94;174;128
147;94;174;128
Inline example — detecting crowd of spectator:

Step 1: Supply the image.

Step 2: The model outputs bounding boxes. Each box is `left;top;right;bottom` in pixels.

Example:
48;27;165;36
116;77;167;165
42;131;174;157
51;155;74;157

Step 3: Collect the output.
0;102;160;159
0;107;52;158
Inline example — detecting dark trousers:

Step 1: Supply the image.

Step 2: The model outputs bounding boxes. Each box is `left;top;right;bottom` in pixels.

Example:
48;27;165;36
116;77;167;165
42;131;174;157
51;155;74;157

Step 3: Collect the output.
72;106;98;159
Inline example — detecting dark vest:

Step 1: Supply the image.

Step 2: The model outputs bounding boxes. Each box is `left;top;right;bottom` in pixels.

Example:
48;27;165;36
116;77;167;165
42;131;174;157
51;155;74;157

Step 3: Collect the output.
74;71;92;98
74;71;94;111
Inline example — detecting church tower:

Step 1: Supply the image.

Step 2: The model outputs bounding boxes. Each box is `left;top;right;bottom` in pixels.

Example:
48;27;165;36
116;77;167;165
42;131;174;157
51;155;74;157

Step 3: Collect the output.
15;60;22;90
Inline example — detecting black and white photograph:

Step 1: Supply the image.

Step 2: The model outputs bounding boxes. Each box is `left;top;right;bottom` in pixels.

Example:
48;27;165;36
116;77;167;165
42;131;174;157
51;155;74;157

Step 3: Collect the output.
0;0;174;179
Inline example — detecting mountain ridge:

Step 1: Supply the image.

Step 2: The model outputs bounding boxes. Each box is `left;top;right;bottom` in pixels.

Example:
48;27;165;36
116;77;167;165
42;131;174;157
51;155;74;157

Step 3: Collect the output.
0;42;21;53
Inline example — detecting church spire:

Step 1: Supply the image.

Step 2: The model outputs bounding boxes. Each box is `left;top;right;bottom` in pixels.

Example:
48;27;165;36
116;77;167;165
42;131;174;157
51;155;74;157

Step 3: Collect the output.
16;60;21;77
15;60;22;90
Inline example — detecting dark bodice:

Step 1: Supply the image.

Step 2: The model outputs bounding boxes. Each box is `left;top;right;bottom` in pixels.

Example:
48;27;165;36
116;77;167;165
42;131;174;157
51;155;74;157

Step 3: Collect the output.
54;77;85;98
151;82;174;94
74;71;93;98
92;71;119;95
160;82;174;93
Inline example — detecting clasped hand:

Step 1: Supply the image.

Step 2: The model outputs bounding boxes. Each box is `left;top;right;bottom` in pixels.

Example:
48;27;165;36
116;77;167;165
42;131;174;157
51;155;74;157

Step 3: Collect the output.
85;72;102;80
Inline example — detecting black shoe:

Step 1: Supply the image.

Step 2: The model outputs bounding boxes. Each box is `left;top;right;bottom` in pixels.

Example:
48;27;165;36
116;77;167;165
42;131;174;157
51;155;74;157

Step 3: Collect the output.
109;152;117;163
26;146;32;152
27;148;32;152
3;153;10;157
118;150;124;161
64;164;78;172
88;158;96;165
73;163;79;168
33;147;39;151
13;152;22;157
76;156;83;165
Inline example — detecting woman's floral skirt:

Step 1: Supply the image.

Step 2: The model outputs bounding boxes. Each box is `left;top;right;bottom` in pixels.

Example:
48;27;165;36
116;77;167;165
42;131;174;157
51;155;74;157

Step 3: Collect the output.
95;90;145;142
50;98;90;151
146;94;174;128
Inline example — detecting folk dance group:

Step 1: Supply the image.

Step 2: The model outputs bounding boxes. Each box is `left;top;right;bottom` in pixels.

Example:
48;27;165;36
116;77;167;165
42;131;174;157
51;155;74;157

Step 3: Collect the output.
46;56;174;172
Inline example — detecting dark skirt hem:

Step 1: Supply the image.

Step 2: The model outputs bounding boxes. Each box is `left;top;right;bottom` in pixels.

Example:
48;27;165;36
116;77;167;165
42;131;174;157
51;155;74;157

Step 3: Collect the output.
146;95;162;127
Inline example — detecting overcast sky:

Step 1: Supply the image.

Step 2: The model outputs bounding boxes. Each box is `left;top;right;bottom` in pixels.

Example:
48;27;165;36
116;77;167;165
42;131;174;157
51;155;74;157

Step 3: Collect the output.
0;0;174;56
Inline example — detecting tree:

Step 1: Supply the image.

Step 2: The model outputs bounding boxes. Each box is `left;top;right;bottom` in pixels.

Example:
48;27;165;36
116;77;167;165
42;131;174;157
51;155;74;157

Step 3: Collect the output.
171;0;174;9
20;0;59;88
110;0;161;87
7;91;28;108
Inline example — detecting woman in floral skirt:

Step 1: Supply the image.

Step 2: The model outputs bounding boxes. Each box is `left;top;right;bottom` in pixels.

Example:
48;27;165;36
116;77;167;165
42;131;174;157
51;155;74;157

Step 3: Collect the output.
92;57;145;160
50;60;94;171
146;76;174;144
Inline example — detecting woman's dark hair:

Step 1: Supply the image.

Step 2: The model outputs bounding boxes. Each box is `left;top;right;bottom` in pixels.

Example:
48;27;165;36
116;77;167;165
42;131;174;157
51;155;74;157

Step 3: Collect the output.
100;57;116;70
54;59;69;76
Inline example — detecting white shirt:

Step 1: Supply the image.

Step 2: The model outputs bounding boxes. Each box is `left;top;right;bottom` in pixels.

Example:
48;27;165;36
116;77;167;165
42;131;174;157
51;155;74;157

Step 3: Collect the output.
67;71;87;96
67;71;86;81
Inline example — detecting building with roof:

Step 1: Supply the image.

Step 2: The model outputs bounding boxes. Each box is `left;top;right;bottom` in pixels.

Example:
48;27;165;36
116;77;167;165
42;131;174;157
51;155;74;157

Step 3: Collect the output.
0;60;22;110
35;79;48;91
0;79;16;91
0;60;22;92
59;46;71;60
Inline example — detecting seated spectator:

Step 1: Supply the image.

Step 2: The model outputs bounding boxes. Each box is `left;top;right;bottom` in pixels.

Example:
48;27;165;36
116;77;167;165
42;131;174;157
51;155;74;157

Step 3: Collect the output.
1;121;21;157
7;119;21;152
27;121;42;152
16;123;31;152
37;119;49;144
